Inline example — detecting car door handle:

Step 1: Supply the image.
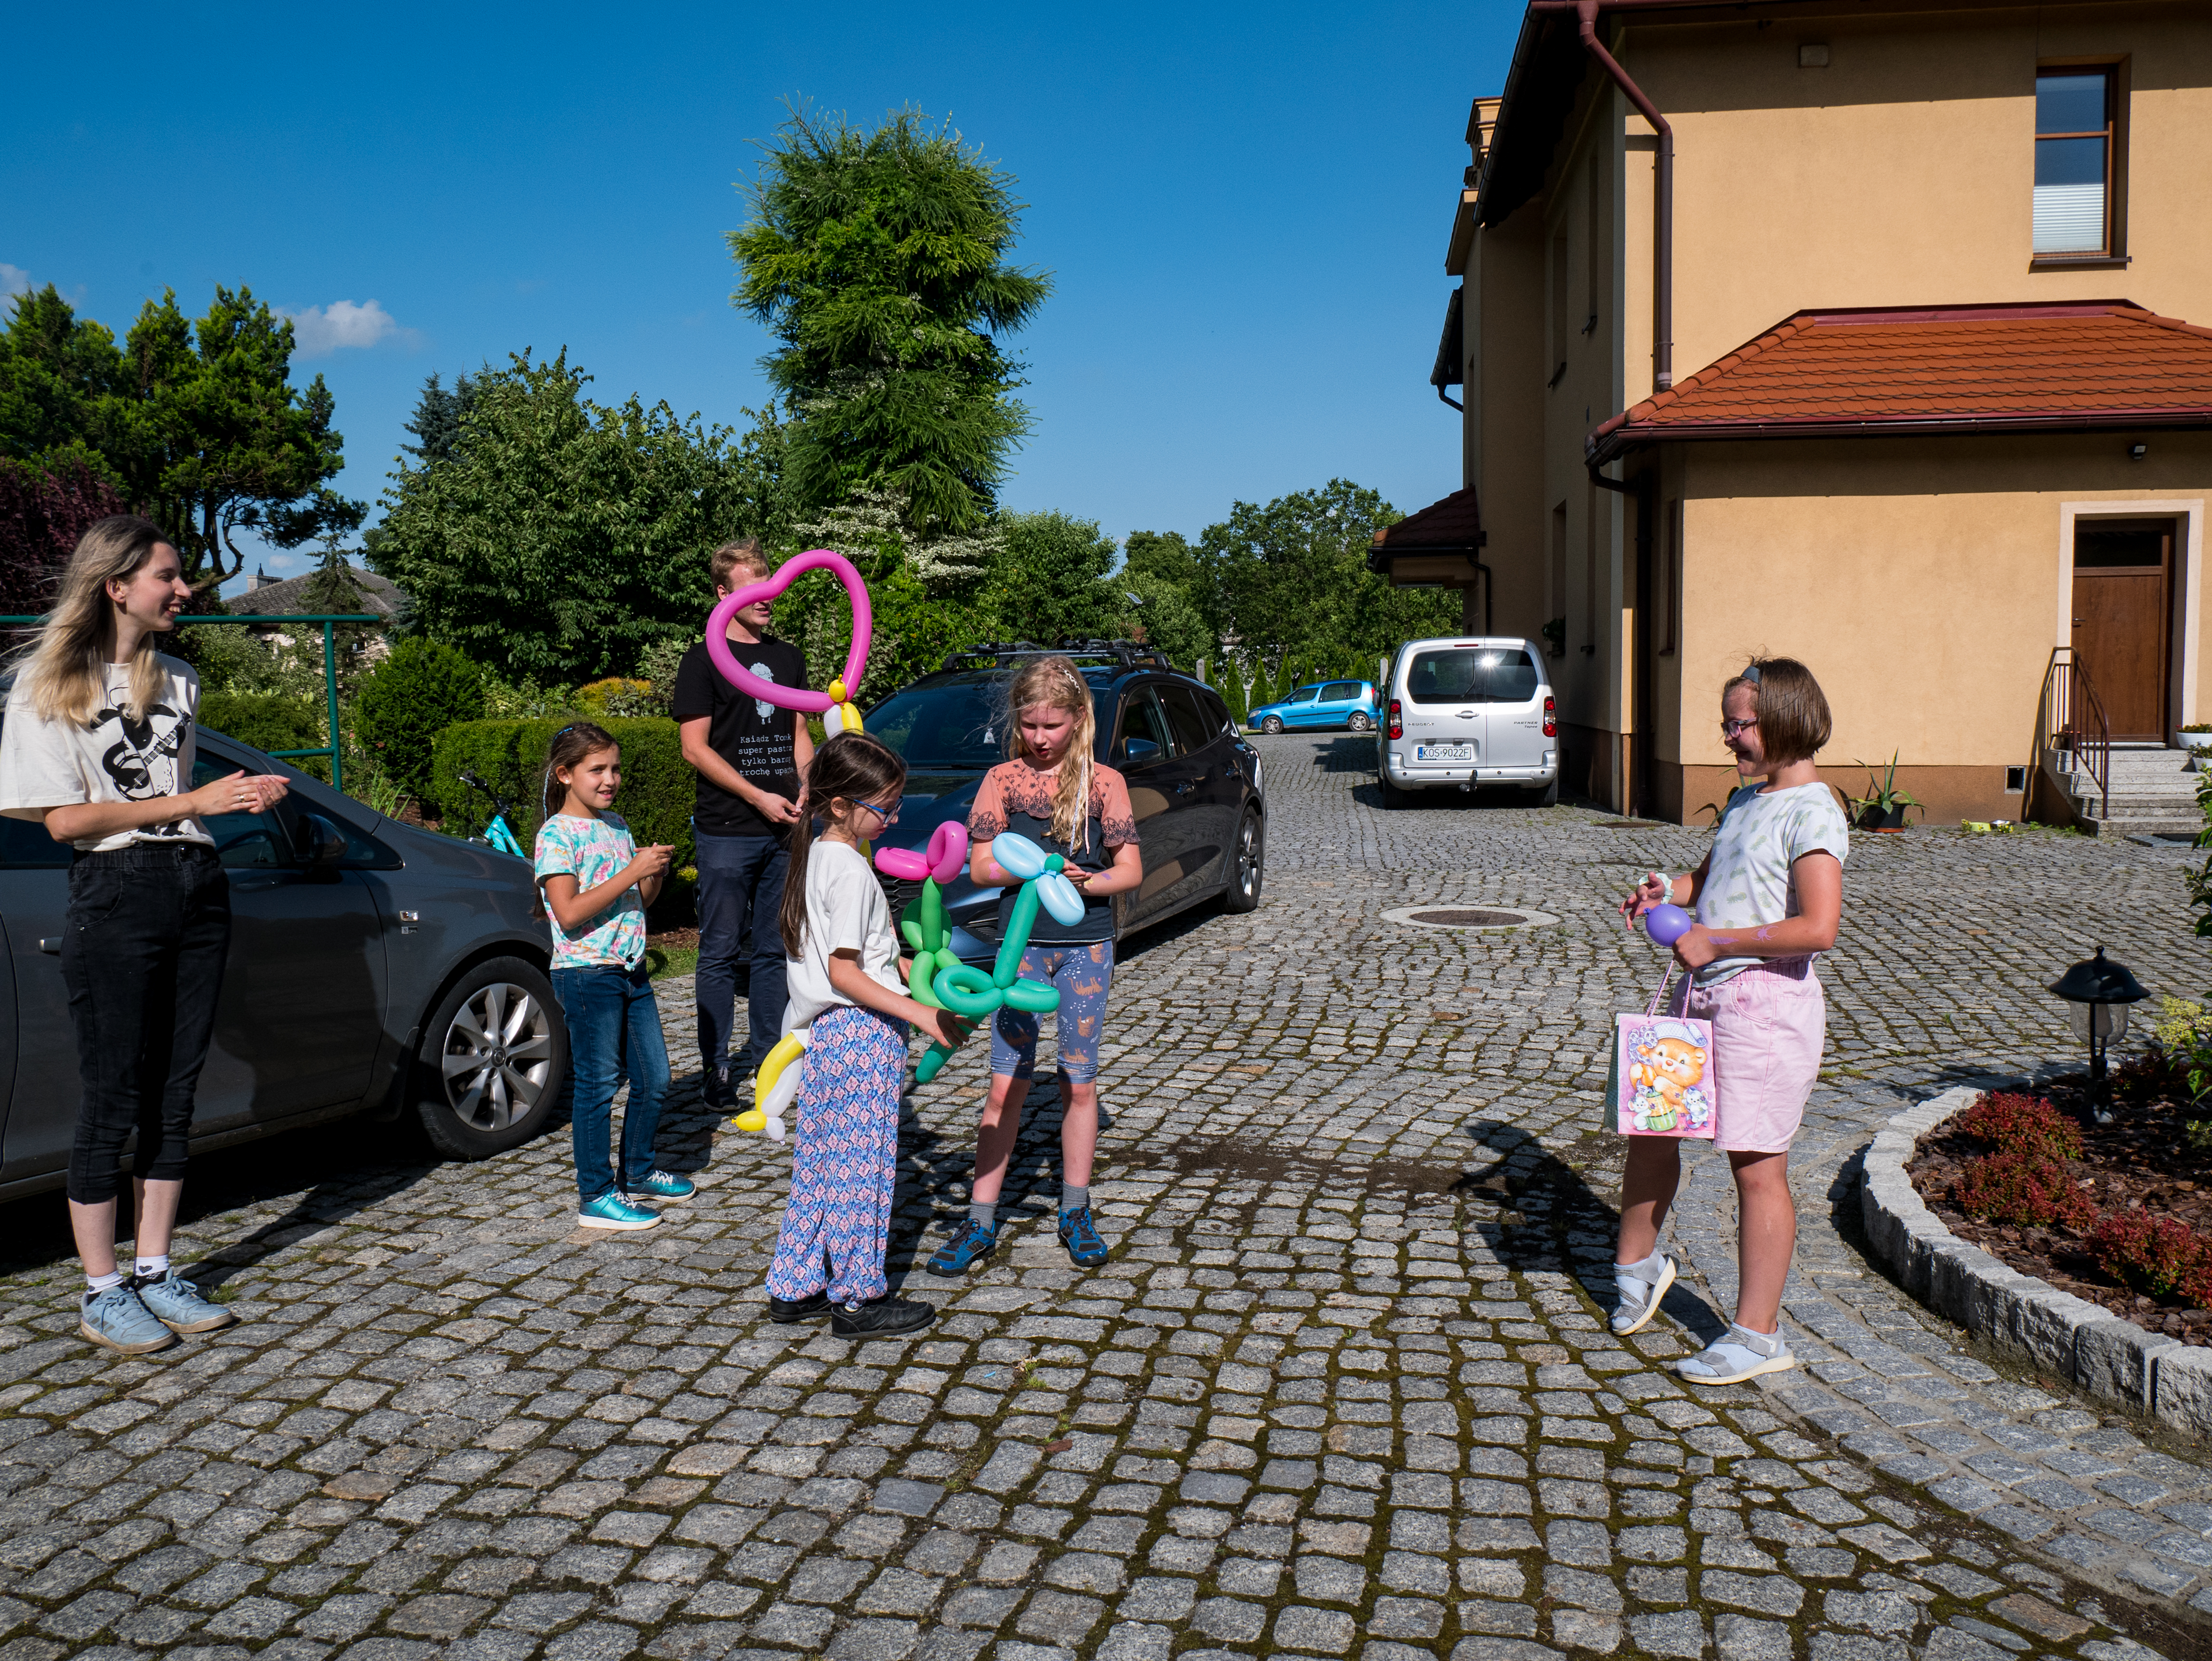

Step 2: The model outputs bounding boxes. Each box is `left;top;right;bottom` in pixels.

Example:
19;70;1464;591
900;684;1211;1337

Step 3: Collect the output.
38;937;60;954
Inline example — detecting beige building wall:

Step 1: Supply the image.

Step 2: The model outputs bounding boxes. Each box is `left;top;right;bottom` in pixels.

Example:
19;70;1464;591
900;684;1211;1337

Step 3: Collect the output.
1460;0;2212;816
1664;433;2212;823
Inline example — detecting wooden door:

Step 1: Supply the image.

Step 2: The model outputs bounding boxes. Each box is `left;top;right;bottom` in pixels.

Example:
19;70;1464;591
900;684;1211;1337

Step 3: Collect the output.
2072;519;2173;741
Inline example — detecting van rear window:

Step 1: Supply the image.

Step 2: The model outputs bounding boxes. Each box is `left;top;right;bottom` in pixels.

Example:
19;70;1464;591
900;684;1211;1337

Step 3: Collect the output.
1404;649;1541;705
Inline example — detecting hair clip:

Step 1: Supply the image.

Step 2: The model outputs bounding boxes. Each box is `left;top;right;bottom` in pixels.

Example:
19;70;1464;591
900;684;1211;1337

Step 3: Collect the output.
1742;664;1762;684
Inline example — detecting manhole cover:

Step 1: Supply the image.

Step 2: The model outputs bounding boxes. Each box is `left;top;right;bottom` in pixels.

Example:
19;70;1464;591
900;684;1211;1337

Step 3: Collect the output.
1383;904;1560;932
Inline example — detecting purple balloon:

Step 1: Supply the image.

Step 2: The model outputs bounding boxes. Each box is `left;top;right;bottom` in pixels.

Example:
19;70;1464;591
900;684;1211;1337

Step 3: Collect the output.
1645;903;1692;946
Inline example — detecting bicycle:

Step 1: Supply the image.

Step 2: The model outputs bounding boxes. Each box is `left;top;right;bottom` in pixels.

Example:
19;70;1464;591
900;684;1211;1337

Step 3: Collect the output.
458;771;528;860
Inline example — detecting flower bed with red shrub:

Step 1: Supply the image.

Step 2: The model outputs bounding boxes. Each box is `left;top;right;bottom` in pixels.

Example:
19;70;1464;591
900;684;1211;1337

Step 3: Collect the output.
1906;1064;2212;1345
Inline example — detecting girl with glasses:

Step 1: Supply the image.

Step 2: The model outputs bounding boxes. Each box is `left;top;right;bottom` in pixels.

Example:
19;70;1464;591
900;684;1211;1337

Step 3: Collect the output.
1612;657;1849;1384
766;731;975;1337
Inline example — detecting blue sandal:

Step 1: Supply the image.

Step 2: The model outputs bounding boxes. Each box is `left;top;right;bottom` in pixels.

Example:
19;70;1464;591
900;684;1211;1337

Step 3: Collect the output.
927;1216;998;1278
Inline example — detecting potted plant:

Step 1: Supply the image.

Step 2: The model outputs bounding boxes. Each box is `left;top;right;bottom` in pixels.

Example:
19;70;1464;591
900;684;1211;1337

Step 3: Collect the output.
2183;722;2212;764
1847;751;1919;831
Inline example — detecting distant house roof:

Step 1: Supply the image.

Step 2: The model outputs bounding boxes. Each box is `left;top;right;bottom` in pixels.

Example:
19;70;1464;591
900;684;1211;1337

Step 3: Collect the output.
238;564;407;620
1586;301;2212;464
1369;485;1484;559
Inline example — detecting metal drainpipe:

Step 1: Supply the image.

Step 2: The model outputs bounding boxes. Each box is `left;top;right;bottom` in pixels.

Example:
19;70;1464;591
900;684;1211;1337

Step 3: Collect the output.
1530;0;1675;389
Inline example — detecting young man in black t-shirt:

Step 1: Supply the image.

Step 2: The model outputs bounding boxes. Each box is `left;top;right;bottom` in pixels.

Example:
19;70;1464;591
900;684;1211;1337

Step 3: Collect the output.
672;540;815;1109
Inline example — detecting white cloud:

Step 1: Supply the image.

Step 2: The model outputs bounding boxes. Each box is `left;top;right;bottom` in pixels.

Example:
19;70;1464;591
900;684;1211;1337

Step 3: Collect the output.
286;298;411;358
1;263;30;298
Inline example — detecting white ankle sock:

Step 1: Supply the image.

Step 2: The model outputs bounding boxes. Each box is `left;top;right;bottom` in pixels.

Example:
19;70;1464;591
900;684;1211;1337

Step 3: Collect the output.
135;1255;170;1281
1616;1249;1667;1285
86;1270;128;1295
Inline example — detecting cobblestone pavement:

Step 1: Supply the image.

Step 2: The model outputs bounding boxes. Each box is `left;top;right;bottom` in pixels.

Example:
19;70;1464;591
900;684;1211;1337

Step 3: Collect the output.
4;732;2212;1661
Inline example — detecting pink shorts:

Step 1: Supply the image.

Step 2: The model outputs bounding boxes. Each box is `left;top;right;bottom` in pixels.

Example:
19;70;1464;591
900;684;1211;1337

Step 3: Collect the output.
1668;959;1826;1153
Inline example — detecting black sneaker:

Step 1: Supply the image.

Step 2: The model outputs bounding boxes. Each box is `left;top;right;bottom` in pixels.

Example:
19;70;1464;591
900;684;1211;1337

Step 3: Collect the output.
831;1295;936;1338
768;1291;832;1323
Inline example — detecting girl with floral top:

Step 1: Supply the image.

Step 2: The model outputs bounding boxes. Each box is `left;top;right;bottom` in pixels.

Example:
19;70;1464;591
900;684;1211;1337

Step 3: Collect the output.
1615;658;1850;1384
930;656;1142;1278
534;722;685;1230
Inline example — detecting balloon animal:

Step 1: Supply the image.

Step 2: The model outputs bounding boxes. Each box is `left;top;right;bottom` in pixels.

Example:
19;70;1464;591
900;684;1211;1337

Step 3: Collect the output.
704;548;871;734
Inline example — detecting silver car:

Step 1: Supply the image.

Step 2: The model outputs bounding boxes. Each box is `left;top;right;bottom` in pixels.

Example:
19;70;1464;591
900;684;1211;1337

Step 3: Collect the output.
1376;636;1559;806
0;722;570;1201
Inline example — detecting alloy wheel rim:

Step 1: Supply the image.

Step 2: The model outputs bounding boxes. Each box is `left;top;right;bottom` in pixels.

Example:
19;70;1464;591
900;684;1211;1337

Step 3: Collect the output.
1238;820;1260;896
442;982;555;1132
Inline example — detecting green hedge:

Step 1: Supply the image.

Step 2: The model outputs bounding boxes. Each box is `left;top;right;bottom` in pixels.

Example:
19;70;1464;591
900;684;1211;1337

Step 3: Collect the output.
429;717;694;868
199;691;329;780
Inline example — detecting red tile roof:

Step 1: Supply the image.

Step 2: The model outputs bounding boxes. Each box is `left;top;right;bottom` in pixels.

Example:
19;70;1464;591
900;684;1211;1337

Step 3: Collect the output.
1371;483;1484;554
1587;301;2212;464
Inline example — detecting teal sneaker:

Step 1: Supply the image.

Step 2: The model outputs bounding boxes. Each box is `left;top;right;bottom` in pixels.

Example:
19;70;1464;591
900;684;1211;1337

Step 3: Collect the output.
80;1283;178;1356
578;1194;660;1231
624;1170;696;1202
133;1270;236;1334
1058;1205;1108;1269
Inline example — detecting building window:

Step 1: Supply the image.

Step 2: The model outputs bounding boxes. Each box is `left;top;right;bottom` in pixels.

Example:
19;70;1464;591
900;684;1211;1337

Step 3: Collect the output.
2034;67;2118;257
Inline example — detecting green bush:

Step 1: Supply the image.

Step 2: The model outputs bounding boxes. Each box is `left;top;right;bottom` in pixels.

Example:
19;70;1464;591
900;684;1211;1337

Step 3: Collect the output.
354;638;488;800
429;717;694;870
199;691;328;780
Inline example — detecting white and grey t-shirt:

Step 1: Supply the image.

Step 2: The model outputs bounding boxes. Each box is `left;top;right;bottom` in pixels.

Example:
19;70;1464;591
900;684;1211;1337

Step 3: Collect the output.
1695;781;1850;985
0;657;213;852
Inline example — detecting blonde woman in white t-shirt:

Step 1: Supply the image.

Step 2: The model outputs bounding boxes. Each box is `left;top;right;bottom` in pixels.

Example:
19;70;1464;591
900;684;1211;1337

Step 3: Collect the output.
1613;658;1850;1386
0;517;286;1356
763;731;974;1339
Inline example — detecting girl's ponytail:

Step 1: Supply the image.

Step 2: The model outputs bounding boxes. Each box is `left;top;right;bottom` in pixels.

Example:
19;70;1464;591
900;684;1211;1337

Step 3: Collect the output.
542;721;618;820
778;729;907;958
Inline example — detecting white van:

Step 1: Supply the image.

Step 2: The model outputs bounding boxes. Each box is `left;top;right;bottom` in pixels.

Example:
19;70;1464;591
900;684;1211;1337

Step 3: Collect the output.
1376;637;1559;807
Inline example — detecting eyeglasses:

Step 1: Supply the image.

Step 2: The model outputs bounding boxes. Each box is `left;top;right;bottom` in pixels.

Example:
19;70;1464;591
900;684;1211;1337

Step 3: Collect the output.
1720;718;1759;738
855;797;901;824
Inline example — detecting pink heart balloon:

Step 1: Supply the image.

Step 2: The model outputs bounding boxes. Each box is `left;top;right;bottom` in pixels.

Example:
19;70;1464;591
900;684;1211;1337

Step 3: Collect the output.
705;549;872;713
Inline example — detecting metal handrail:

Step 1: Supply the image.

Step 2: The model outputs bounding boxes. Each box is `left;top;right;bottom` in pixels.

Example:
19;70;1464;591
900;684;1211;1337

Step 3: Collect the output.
2031;646;2109;822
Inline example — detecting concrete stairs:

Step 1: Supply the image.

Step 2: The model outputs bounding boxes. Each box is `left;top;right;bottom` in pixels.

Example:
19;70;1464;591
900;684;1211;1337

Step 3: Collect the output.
2046;741;2204;837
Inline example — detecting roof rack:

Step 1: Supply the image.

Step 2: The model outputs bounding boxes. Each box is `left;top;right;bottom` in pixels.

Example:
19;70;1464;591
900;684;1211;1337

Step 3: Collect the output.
941;640;1175;673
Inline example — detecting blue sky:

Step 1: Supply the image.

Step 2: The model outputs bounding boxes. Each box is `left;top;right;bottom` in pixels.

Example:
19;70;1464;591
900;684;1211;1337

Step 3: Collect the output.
5;2;1520;595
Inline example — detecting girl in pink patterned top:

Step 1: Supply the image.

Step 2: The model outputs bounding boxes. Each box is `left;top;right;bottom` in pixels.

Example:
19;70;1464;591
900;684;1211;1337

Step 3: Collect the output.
930;657;1143;1277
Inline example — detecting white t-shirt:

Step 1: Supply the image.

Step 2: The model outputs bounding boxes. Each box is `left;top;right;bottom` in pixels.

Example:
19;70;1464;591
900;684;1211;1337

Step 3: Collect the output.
782;838;906;1034
0;657;214;853
1695;781;1850;984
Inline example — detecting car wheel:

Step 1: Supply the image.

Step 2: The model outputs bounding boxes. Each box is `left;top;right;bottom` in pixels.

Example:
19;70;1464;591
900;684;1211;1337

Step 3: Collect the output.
1260;716;1285;735
1347;712;1374;732
1222;808;1264;913
414;956;567;1160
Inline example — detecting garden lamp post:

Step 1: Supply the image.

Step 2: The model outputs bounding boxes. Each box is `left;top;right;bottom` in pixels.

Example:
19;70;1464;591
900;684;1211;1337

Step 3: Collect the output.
2049;946;2149;1117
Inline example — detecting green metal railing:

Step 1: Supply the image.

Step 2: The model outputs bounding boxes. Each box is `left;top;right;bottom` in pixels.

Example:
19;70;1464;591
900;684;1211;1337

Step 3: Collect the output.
0;612;384;791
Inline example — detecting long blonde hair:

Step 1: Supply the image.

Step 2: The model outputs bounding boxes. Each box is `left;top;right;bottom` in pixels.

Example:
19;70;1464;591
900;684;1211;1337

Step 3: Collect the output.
1006;656;1097;854
18;516;176;726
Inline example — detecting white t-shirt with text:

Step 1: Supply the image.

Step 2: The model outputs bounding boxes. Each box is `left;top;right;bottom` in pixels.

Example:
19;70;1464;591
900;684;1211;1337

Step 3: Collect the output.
782;839;907;1035
0;657;214;852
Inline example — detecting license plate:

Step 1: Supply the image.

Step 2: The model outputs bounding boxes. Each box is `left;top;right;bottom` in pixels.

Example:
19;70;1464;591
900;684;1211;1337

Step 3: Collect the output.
1415;744;1475;763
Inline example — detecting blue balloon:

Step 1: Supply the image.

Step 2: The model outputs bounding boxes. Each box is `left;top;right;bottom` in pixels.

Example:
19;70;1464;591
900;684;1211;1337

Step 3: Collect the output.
1646;903;1692;946
990;833;1049;880
1037;871;1086;927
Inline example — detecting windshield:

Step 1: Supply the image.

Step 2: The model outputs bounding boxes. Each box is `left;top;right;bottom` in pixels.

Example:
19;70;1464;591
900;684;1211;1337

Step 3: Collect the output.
865;672;1118;769
1405;648;1542;705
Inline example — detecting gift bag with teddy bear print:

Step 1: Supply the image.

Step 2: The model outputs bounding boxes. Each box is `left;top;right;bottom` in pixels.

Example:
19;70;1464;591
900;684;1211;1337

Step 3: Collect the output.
1608;970;1716;1139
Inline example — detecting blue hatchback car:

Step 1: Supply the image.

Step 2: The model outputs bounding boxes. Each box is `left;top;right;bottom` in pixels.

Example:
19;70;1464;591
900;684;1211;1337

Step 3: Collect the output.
1247;679;1378;735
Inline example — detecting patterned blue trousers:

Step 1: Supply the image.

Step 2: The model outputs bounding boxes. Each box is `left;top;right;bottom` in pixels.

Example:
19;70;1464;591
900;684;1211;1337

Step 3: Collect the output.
765;1004;907;1306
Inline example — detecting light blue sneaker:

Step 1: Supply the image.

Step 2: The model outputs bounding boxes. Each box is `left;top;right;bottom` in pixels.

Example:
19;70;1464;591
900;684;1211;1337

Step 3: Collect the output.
624;1170;696;1202
79;1283;178;1355
133;1270;236;1334
578;1193;660;1231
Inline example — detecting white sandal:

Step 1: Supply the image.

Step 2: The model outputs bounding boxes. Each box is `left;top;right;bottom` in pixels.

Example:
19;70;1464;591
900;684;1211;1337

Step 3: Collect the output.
1674;1322;1795;1385
1609;1254;1677;1336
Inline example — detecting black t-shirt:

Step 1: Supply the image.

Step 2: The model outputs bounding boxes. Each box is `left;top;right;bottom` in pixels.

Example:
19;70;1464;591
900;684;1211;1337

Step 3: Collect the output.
672;636;809;839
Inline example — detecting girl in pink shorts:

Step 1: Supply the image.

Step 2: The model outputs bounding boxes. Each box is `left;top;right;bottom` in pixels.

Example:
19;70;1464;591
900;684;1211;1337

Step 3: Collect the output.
1612;658;1849;1384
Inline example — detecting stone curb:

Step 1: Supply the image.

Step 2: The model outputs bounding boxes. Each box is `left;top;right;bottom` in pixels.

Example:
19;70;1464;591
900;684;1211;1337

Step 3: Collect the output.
1859;1083;2212;1440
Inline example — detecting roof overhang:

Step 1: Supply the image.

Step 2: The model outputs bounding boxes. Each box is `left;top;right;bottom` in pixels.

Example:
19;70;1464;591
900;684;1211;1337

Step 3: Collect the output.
1368;485;1486;585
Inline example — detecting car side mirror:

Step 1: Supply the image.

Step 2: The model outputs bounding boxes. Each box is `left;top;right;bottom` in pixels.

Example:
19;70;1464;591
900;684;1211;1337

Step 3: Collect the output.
294;811;346;868
1123;737;1160;763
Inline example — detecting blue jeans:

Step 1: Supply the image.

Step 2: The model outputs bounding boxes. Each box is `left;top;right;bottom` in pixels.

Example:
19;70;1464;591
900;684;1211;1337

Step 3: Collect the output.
553;962;671;1202
695;831;789;1096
